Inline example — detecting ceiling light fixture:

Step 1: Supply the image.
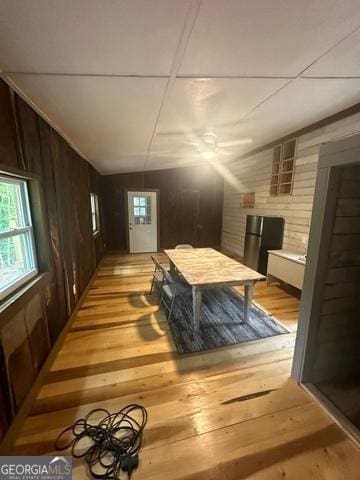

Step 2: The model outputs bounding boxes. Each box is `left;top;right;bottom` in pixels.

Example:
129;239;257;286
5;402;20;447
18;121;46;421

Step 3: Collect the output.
201;132;217;160
201;150;216;160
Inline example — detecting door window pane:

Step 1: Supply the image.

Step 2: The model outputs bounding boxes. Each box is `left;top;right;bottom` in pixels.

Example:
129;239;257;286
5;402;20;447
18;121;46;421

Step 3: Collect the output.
133;195;152;225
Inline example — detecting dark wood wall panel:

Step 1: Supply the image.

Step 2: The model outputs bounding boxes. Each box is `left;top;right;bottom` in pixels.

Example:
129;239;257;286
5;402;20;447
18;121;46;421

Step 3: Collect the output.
1;310;36;411
0;383;9;441
51;133;77;313
15;97;43;174
102;165;224;251
0;82;18;169
37;118;68;342
25;294;50;375
102;172;144;251
89;165;105;265
14;97;66;343
72;154;94;294
0;79;104;444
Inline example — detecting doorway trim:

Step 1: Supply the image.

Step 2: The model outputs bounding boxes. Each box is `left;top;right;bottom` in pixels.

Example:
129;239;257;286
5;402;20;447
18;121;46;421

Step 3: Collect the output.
291;133;360;446
291;164;340;382
292;134;360;383
124;188;160;254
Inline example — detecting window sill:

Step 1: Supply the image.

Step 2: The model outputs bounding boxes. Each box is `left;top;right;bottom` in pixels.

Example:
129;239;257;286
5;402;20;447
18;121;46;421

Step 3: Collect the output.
0;272;50;325
0;269;38;302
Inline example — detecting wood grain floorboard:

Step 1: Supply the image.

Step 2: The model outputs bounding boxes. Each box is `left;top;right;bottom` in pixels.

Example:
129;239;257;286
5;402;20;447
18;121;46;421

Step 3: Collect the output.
14;252;359;478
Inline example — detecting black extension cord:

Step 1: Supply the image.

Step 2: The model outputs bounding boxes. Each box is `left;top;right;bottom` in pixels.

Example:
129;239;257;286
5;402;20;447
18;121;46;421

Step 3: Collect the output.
55;404;148;479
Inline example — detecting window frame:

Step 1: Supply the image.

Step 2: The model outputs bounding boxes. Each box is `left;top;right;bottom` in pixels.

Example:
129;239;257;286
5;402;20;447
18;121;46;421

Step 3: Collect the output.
0;173;38;301
90;192;100;236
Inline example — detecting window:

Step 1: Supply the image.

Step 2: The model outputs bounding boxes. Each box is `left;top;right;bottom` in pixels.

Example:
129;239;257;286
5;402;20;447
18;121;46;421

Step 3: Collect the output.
0;174;38;300
90;193;100;234
270;138;297;196
133;196;151;224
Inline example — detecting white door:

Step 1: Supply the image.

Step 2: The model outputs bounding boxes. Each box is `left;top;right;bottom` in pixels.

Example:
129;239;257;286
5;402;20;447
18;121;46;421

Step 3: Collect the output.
127;191;158;253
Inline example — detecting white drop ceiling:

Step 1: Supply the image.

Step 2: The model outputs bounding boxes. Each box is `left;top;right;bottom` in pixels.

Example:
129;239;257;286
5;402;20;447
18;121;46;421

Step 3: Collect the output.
1;0;360;174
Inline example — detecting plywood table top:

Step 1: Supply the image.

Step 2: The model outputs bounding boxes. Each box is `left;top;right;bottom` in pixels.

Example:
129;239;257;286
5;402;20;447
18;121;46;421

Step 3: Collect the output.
165;248;265;286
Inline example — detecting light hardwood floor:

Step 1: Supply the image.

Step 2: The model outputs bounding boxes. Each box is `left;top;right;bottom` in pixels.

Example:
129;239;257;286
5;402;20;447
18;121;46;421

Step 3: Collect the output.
14;253;359;479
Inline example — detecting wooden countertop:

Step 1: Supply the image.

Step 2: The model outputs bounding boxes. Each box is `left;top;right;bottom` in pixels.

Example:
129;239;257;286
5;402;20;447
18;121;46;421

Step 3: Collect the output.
165;248;265;286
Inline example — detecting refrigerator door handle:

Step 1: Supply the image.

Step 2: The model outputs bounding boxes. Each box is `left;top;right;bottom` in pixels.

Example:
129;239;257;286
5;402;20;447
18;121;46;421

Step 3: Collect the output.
243;233;261;270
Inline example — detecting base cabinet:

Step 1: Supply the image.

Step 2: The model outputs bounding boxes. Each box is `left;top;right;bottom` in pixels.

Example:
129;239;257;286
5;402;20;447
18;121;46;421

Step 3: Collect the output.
267;250;305;290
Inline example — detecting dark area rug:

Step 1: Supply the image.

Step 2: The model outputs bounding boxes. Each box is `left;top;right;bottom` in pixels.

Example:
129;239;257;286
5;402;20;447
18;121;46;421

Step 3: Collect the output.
168;287;289;354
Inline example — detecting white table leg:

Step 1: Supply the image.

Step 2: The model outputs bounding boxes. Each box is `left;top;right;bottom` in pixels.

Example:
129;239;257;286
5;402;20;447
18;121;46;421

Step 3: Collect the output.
244;283;254;322
193;286;202;331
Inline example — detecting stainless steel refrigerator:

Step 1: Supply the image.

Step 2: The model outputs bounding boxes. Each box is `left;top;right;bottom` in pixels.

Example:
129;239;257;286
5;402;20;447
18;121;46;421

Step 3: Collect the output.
243;215;284;274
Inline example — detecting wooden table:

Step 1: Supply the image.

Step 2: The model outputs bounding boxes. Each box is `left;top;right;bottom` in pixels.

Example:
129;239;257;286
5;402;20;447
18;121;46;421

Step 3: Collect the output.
164;248;265;330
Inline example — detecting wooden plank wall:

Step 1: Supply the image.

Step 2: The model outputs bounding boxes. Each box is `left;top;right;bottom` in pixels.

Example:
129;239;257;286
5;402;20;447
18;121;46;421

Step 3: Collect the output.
12;94;104;330
0;81;18;168
0;79;104;441
102;165;224;251
312;165;360;382
222;112;360;256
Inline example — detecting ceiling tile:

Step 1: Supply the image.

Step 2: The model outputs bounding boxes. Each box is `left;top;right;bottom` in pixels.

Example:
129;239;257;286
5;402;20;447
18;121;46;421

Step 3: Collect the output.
179;0;360;76
3;2;360;175
148;76;289;168
303;28;360;77
235;78;360;148
9;74;168;173
0;0;190;75
99;156;150;175
147;154;207;171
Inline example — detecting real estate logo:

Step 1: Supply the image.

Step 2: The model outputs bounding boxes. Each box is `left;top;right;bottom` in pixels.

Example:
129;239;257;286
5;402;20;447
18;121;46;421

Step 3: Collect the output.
0;456;72;480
